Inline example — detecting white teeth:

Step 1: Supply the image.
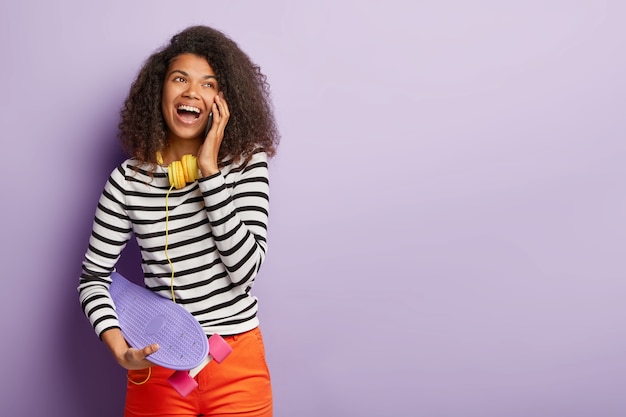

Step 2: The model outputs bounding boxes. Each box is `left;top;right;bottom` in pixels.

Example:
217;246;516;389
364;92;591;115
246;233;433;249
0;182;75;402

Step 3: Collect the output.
177;105;200;113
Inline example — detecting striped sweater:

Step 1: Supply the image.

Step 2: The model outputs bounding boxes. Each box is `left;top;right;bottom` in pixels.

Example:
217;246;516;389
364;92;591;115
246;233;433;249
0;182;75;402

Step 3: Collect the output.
78;150;270;338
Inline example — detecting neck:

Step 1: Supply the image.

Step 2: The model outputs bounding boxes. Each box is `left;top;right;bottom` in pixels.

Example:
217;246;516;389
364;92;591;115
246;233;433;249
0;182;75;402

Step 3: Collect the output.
162;136;203;164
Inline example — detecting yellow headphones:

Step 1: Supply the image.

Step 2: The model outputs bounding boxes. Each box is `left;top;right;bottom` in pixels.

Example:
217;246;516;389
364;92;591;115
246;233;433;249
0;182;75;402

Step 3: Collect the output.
156;152;200;189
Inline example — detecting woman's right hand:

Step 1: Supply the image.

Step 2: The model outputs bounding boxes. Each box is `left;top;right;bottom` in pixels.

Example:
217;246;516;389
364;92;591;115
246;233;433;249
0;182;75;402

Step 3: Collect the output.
117;344;159;370
101;328;159;370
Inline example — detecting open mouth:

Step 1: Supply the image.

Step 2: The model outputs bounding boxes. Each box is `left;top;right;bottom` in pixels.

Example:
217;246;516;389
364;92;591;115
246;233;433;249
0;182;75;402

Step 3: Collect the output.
176;104;201;122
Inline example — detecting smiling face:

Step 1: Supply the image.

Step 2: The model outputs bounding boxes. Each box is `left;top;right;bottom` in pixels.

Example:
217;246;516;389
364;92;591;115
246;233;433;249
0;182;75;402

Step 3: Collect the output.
161;53;219;146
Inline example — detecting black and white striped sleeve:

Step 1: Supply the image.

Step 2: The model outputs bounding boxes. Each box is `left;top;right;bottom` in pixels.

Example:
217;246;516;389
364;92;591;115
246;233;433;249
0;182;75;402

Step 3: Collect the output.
198;151;270;288
78;165;132;337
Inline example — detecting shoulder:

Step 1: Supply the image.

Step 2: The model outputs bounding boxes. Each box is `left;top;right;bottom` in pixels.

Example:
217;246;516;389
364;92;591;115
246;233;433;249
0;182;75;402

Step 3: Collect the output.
106;158;163;187
222;149;268;174
248;149;268;165
109;158;157;177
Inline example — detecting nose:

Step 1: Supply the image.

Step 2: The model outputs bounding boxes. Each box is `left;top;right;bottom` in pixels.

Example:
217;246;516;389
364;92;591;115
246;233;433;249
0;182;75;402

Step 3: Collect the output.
182;83;200;99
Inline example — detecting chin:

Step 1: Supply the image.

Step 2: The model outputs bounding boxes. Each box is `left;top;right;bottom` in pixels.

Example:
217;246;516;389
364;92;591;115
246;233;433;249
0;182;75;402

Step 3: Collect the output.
170;129;203;141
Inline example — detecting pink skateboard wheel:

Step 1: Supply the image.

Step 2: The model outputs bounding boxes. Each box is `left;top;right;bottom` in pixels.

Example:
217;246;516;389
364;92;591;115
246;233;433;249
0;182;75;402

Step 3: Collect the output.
168;370;198;397
208;334;233;363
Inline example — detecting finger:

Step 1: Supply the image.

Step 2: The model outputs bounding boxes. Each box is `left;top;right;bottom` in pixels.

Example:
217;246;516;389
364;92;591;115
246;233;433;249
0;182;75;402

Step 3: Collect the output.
141;343;159;358
204;113;214;139
122;346;157;370
211;101;220;121
216;92;230;121
213;94;229;120
214;96;229;137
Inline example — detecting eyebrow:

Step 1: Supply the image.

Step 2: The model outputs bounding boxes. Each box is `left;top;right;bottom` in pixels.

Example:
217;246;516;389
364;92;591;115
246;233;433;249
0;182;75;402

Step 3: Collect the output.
168;69;218;80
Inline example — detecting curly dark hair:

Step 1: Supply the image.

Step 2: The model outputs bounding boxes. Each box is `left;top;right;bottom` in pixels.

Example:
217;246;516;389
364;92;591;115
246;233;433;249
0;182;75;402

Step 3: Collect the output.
118;25;279;165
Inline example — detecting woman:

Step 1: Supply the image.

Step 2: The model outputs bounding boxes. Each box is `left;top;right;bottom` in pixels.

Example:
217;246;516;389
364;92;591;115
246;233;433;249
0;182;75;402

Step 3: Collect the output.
78;25;279;416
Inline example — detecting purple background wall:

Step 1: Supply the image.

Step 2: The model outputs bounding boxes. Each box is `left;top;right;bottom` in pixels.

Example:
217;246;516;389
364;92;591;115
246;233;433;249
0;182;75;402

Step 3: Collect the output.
1;1;625;416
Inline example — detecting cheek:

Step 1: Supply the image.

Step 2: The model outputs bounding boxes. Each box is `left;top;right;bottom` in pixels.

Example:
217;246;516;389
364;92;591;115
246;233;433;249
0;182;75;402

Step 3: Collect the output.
160;102;169;126
161;84;179;105
204;90;218;103
161;90;175;116
160;94;174;130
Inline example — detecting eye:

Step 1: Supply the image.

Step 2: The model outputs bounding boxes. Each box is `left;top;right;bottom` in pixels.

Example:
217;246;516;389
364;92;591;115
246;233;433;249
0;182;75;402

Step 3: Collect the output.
203;82;214;88
174;76;186;83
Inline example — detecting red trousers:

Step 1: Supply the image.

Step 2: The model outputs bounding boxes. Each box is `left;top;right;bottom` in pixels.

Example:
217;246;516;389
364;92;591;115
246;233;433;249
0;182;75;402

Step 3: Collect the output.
125;327;272;416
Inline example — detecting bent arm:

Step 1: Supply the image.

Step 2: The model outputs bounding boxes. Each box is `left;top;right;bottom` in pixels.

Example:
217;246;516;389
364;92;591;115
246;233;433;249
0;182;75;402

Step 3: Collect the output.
199;150;270;288
78;166;131;338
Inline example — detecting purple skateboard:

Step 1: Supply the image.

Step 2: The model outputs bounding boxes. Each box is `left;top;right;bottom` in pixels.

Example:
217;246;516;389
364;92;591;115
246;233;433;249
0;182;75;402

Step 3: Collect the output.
109;271;208;370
